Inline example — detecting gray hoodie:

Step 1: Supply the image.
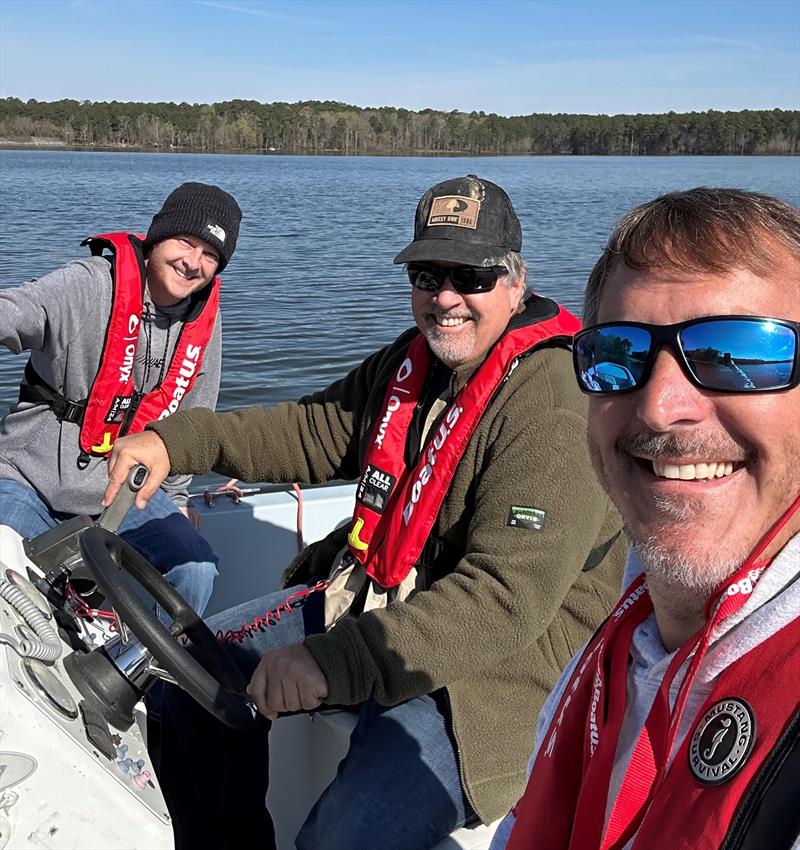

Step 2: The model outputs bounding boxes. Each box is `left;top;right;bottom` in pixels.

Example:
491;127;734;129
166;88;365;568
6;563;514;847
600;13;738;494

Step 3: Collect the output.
0;255;221;515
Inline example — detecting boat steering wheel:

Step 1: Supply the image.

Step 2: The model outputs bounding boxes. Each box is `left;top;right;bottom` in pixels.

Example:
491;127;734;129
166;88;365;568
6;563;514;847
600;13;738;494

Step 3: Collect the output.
78;525;257;730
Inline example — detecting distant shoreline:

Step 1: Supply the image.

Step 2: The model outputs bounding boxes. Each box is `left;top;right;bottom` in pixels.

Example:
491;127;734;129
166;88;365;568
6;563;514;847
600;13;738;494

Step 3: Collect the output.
2;100;796;156
0;139;469;156
0;141;792;158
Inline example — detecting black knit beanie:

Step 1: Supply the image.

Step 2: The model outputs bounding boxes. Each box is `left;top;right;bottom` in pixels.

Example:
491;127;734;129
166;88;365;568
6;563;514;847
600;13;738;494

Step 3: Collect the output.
145;182;242;273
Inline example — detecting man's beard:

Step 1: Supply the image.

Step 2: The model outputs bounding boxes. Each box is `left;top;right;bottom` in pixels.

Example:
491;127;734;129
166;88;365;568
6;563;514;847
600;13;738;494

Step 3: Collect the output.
594;427;755;596
424;310;477;365
629;522;747;597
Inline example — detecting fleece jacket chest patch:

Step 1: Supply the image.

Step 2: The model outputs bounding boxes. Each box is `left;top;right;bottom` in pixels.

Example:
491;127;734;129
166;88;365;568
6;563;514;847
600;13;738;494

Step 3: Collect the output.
507;505;546;530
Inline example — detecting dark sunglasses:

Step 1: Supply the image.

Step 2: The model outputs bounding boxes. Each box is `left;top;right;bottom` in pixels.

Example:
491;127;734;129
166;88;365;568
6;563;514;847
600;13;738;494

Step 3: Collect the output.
573;316;800;395
406;263;508;295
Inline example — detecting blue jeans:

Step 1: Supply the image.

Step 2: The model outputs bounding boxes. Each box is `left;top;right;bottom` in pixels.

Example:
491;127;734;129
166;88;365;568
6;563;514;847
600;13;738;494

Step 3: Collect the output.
0;478;217;616
152;587;475;850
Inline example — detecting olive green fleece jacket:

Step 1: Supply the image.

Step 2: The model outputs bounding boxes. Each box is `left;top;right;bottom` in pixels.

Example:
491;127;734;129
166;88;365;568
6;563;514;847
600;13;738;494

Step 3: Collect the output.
149;311;626;823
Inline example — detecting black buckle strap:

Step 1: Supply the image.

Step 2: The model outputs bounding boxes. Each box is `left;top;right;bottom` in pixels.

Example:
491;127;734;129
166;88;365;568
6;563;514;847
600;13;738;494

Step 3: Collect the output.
19;360;87;425
58;398;88;424
420;535;460;572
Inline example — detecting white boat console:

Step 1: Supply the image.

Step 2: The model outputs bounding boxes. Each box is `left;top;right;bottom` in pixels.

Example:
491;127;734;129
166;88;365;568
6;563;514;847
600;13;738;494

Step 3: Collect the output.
0;525;172;849
0;479;498;850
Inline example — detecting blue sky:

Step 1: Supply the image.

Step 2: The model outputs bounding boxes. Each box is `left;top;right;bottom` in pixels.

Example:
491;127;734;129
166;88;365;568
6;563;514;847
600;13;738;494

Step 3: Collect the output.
1;0;797;115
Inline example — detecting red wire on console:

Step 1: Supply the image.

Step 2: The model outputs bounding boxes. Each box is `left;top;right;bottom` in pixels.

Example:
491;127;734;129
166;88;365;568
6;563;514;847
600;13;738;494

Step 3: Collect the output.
65;583;119;630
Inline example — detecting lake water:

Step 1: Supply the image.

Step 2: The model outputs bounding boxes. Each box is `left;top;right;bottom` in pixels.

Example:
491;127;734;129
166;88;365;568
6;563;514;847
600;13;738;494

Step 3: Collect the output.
1;150;798;418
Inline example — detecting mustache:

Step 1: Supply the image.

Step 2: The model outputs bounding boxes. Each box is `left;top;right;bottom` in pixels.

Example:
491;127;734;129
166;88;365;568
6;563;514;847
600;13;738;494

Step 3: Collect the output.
176;263;202;279
426;305;475;321
617;428;755;462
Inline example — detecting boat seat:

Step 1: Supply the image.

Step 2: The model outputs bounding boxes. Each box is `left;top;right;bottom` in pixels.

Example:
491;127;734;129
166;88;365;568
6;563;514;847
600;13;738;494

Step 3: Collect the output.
267;710;500;850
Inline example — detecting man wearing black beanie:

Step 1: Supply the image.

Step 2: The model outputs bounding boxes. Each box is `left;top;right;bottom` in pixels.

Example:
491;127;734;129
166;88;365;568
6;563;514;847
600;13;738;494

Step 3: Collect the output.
0;181;242;617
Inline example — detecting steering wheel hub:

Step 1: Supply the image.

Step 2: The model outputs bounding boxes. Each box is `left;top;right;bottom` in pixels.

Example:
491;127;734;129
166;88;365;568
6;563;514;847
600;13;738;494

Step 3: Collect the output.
65;526;256;731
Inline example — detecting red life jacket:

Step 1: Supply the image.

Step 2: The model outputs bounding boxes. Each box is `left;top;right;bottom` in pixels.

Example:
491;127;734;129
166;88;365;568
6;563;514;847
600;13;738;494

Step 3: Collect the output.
627;618;800;850
78;232;219;457
507;528;800;850
347;301;581;589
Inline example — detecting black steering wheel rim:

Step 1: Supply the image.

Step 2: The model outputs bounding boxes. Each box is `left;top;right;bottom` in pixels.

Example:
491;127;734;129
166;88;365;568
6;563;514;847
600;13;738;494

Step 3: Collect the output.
79;525;256;730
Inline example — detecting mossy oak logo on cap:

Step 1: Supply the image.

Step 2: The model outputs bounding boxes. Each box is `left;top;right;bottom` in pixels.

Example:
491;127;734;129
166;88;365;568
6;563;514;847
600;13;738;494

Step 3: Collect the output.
428;195;480;229
688;698;755;786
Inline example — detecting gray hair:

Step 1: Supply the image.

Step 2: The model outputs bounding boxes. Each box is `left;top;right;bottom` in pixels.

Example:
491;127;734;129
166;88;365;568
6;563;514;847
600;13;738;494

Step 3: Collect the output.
583;187;800;326
484;251;530;297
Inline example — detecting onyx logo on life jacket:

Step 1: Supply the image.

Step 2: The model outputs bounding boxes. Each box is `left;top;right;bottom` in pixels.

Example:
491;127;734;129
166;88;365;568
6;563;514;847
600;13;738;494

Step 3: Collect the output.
158;344;203;420
374;357;413;449
402;404;463;525
118;313;140;384
356;464;397;514
689;698;756;785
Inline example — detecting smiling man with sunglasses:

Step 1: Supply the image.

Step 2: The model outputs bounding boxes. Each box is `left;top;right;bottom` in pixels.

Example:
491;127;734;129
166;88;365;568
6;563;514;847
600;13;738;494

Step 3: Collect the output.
494;187;800;850
405;261;517;367
395;178;538;372
105;174;627;849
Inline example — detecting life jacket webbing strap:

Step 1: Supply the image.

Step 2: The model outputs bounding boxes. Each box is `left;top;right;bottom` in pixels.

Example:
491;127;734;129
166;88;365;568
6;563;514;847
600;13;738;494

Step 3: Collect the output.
18;361;87;424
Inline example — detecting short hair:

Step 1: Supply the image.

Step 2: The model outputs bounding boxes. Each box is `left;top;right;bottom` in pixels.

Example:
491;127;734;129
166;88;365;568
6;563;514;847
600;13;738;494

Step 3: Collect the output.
484;251;530;297
583;187;800;325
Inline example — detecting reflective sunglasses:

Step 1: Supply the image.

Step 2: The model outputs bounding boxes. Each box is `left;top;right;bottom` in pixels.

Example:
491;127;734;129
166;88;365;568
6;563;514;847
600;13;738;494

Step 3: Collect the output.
573;316;800;394
407;263;508;294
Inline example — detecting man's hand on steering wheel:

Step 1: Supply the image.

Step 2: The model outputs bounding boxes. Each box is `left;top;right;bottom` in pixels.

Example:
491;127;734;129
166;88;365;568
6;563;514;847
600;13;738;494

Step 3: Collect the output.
104;431;171;509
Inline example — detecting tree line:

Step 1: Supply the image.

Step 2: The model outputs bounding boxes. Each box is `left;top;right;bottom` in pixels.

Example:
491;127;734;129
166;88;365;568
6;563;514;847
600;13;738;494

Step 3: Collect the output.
0;98;797;155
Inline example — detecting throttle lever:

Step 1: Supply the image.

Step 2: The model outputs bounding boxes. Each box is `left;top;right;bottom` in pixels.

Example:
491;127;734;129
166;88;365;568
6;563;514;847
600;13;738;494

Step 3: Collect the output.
96;465;149;532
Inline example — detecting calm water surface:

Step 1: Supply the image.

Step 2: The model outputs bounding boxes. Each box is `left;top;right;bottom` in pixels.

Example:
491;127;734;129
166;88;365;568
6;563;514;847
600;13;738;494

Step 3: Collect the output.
1;150;798;418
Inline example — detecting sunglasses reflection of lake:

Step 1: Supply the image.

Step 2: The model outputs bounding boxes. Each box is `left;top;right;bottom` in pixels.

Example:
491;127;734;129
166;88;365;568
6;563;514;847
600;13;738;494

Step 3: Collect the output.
727;361;793;383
